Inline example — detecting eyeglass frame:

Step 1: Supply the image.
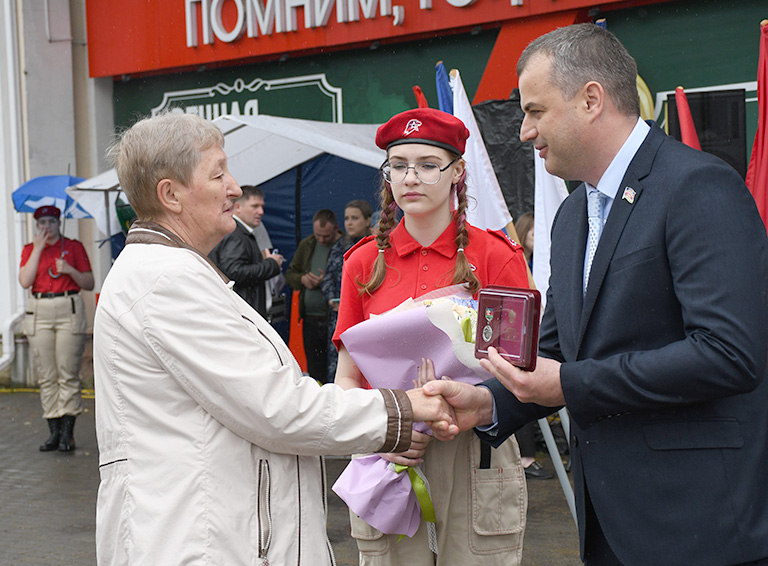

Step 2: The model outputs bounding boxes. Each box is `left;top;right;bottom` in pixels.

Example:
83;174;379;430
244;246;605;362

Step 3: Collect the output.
380;157;459;185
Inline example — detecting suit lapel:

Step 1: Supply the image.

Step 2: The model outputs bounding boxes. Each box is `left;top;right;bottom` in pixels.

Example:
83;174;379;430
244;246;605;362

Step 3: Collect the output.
566;188;589;347
576;123;664;351
578;182;642;345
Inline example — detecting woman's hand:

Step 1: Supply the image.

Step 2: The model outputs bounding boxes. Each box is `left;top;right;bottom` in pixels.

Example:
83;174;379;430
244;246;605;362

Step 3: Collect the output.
415;358;447;388
55;258;75;276
379;429;432;466
33;227;50;248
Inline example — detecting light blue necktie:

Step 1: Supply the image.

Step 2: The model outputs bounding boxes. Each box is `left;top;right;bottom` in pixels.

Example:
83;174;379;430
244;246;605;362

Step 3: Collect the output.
584;189;605;295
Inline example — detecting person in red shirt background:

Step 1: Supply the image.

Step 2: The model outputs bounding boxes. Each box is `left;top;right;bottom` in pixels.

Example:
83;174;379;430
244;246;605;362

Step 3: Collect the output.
333;108;530;565
19;205;94;452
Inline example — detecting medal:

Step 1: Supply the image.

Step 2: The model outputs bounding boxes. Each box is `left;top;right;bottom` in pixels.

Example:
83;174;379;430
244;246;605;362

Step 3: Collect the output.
482;307;494;343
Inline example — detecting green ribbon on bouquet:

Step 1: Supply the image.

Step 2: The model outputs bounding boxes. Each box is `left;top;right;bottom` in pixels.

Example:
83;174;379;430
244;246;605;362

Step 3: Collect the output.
393;458;439;552
394;463;436;527
460;315;475;343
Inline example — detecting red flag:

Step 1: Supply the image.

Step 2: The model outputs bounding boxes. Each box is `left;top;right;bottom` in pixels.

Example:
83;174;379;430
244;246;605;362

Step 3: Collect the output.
412;86;429;108
675;86;701;150
746;21;768;233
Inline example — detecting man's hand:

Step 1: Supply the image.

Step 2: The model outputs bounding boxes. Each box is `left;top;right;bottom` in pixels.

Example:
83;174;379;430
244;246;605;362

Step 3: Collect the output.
380;430;432;466
406;388;459;441
265;249;284;267
421;380;495;440
300;270;323;289
480;348;565;406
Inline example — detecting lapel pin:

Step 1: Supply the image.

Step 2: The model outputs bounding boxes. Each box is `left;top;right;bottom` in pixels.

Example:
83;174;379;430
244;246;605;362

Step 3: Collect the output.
622;186;636;204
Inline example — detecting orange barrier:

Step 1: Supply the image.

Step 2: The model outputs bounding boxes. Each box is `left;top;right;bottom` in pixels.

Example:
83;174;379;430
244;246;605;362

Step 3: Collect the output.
288;290;307;372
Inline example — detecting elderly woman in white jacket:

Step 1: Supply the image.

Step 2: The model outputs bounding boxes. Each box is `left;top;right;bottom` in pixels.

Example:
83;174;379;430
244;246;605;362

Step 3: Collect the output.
94;113;456;566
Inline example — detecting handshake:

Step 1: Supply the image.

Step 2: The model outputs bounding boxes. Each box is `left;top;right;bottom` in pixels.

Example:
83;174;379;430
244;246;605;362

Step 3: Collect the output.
403;351;565;443
405;379;493;442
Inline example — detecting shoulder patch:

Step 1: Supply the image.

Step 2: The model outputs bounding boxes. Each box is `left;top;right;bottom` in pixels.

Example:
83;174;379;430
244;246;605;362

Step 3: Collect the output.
343;234;377;261
486;228;522;252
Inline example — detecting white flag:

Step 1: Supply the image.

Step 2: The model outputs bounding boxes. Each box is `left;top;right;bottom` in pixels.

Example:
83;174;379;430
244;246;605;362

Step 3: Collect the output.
450;70;512;231
532;150;568;309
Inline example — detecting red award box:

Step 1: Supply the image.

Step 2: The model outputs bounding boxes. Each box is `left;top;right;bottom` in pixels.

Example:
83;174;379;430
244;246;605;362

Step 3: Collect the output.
474;286;541;371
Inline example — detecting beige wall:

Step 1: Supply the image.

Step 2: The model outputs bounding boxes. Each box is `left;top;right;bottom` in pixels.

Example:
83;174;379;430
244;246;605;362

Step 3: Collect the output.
1;0;116;380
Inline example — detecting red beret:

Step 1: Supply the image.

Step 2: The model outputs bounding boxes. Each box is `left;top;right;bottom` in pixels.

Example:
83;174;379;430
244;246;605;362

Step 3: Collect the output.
376;108;470;155
34;205;61;220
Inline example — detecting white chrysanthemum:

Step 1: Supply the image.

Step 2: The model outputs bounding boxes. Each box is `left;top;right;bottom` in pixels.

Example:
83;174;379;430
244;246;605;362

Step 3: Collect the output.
426;298;478;343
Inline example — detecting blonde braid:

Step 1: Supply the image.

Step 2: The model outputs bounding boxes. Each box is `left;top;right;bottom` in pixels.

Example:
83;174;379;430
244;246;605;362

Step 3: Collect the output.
451;169;481;293
358;181;398;295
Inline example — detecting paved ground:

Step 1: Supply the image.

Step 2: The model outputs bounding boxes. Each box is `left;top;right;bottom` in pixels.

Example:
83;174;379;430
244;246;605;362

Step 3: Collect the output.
0;389;580;566
0;390;100;565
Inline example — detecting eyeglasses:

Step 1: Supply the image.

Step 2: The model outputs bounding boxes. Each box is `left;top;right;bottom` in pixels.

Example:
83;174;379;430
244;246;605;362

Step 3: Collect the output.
381;158;458;185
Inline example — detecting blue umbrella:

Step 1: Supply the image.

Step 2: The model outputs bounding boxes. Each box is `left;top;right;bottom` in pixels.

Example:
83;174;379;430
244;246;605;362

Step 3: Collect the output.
12;175;92;218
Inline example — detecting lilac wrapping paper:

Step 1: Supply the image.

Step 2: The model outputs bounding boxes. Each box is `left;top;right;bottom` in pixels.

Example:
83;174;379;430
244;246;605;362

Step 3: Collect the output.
332;454;422;536
332;294;492;536
339;300;488;389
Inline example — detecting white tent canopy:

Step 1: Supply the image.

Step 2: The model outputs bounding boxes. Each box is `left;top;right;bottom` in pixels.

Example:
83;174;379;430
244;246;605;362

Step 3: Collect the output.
69;114;384;237
67;169;121;237
221;114;382;183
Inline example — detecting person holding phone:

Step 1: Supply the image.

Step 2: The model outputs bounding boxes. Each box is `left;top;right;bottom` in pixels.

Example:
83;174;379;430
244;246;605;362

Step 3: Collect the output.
321;199;373;378
285;209;341;383
18;205;94;452
209;185;284;318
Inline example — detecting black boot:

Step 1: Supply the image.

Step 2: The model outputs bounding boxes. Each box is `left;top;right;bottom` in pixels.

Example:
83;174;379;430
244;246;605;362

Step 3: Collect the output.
40;418;62;452
58;415;77;452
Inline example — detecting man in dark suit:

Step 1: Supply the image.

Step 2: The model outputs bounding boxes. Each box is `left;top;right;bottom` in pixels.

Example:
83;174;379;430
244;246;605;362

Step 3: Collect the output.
210;185;284;317
425;23;768;565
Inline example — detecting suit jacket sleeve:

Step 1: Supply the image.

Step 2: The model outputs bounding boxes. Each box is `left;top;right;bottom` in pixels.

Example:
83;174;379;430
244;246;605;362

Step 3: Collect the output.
475;227;564;446
475;285;563;447
475;379;560;447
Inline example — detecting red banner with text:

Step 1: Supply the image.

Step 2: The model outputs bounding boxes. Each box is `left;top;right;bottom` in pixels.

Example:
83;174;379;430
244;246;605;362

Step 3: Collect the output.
86;0;670;78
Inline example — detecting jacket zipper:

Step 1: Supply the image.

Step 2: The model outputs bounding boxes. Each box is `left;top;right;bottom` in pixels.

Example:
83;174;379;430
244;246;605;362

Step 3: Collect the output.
257;328;284;365
241;314;284;365
257;459;272;563
321;456;337;566
296;456;302;565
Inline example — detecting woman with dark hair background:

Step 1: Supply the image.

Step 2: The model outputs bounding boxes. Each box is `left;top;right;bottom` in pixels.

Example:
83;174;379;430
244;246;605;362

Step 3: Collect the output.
322;199;373;377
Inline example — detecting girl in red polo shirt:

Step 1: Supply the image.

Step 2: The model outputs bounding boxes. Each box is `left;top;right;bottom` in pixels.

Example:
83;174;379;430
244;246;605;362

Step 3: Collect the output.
19;205;94;453
333;108;529;566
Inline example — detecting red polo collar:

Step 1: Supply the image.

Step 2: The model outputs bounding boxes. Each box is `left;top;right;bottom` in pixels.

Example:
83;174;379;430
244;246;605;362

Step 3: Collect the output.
389;218;459;259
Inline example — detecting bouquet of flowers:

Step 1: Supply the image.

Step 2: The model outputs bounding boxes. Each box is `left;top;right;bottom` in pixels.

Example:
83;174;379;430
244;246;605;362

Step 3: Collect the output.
332;285;491;541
